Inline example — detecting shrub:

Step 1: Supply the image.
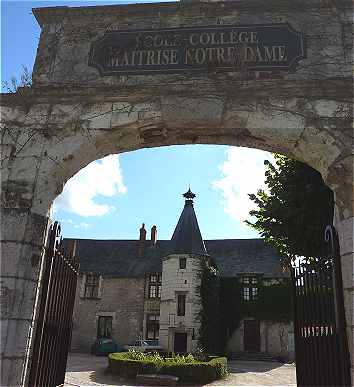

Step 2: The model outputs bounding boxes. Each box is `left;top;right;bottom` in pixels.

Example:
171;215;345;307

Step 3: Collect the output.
108;352;227;383
124;350;163;362
165;354;195;364
192;347;209;362
108;352;160;378
159;356;228;383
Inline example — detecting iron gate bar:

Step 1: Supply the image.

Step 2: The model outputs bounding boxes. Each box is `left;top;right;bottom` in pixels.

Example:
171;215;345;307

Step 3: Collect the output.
30;224;58;386
332;227;351;385
28;222;79;387
291;225;351;387
27;223;56;385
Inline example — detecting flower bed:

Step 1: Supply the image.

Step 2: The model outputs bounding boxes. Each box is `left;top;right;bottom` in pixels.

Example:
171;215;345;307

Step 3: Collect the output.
108;351;228;383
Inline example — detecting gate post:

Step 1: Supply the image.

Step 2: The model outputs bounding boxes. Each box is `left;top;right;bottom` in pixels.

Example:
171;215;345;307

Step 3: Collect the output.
336;216;354;383
0;209;49;386
329;154;354;385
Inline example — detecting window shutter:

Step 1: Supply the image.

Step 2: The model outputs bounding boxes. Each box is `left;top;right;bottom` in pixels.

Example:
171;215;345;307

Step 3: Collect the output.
79;274;86;298
98;275;103;298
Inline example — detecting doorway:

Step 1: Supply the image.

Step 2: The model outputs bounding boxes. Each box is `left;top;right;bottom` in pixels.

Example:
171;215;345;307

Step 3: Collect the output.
174;332;187;353
244;320;260;352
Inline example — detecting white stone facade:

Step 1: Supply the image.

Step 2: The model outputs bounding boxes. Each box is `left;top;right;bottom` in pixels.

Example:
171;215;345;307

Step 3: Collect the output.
159;254;203;353
227;320;294;361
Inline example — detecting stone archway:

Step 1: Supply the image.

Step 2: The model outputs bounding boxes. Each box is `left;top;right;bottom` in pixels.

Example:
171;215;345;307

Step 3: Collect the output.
1;1;352;385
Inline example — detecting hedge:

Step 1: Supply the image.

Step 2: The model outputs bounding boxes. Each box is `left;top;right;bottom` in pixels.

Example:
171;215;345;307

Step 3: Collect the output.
108;353;228;383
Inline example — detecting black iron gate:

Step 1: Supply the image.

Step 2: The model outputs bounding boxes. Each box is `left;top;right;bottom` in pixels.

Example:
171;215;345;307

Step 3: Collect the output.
291;225;351;387
28;222;79;387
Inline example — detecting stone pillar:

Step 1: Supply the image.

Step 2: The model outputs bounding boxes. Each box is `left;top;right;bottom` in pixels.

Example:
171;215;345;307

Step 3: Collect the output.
327;154;354;383
0;209;48;386
336;216;354;382
0;119;51;386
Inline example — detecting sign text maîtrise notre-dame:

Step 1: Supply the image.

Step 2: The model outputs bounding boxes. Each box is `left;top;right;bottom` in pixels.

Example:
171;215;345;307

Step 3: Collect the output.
89;24;306;75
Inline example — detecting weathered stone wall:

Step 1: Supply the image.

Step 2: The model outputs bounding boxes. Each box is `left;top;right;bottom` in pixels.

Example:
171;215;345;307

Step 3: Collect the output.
227;319;294;360
1;81;352;387
0;1;352;385
71;276;145;352
31;0;352;87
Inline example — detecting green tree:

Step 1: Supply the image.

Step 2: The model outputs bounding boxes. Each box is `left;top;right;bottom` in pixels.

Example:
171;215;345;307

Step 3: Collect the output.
247;155;334;265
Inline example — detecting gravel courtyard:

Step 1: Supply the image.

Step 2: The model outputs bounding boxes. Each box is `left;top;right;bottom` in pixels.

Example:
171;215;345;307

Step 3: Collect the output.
65;353;296;386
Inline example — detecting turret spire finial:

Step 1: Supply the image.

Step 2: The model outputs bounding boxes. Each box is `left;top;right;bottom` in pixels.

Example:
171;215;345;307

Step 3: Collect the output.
183;188;196;204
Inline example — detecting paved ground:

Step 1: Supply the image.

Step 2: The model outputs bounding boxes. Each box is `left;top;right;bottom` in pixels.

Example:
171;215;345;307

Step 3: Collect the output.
65;352;296;386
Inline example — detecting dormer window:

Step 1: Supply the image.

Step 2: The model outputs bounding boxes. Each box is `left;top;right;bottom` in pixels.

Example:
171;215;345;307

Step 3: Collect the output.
242;276;259;301
179;258;186;269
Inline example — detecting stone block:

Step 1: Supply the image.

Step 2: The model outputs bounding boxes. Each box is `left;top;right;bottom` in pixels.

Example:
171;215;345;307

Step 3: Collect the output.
5;157;39;183
80;102;113;130
162;97;224;127
5;129;47;159
337;217;354;256
225;100;305;150
0;242;42;282
308;100;350;119
24;104;51;126
0;357;25;387
110;102;137;127
294;126;341;173
49;103;82;126
0;179;34;210
1;210;47;244
0;276;38;320
1;319;31;358
0;105;26;124
341;254;354;296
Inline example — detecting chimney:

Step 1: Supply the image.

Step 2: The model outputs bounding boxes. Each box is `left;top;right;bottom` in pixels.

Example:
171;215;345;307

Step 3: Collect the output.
138;223;146;257
151;225;157;246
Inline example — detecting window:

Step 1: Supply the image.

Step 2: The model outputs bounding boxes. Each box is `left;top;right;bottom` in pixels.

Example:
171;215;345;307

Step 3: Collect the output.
146;314;160;339
243;287;250;301
177;294;186;316
85;273;100;299
148;273;162;299
97;316;112;338
179;258;186;269
242;276;259;301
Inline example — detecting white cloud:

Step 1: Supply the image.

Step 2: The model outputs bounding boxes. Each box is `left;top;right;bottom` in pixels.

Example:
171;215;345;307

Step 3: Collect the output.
53;155;127;217
213;147;275;222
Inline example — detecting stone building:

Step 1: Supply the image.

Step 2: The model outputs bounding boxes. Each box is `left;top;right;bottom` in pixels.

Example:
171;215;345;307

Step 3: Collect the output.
2;0;353;383
69;189;293;359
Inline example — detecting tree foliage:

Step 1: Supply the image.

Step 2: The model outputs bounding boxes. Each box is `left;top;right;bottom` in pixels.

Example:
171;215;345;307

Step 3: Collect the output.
247;155;334;263
219;278;293;353
197;258;220;355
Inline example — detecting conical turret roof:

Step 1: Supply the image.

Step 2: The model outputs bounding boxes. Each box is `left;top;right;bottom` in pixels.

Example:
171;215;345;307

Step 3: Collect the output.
170;189;208;255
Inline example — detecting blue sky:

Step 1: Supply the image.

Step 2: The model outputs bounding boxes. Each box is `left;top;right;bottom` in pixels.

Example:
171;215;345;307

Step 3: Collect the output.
2;0;274;241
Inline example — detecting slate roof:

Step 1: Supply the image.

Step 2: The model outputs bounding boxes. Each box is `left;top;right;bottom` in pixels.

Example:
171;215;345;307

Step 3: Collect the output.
63;238;287;279
205;239;287;278
171;200;208;256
